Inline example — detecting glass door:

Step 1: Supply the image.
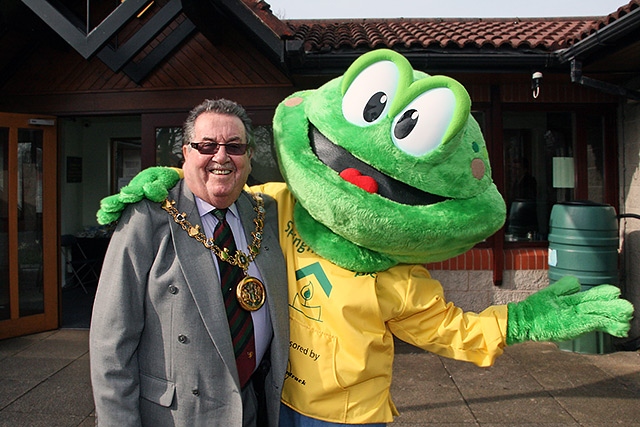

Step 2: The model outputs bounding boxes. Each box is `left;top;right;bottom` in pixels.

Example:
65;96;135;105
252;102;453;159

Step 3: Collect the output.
0;113;58;339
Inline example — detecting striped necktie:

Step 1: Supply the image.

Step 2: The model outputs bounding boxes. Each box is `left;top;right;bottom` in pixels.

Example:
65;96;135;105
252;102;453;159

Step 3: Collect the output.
212;208;256;388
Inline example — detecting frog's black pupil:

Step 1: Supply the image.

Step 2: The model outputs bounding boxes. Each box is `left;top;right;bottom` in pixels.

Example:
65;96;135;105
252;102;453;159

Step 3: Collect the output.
394;109;419;139
363;92;387;123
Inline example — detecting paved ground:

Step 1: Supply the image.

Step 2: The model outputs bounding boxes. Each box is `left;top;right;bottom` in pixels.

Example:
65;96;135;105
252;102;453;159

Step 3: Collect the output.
0;329;638;426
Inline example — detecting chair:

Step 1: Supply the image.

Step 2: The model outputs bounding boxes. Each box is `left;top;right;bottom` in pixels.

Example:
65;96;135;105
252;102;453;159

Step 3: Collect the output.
61;234;100;293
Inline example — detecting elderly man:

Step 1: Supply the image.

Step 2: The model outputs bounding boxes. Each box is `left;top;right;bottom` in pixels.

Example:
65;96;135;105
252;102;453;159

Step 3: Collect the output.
90;99;289;427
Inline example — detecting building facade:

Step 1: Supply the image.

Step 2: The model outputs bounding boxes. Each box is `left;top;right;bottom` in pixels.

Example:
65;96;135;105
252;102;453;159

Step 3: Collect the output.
0;0;638;346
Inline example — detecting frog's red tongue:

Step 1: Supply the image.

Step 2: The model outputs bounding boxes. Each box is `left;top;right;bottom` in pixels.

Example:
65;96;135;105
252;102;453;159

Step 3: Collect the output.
339;168;379;194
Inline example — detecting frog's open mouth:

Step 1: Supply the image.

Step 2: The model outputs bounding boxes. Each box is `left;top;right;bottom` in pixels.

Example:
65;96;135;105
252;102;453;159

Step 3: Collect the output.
309;125;450;206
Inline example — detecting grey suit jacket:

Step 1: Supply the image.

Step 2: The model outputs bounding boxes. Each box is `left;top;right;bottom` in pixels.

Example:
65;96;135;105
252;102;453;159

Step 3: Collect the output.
90;180;289;427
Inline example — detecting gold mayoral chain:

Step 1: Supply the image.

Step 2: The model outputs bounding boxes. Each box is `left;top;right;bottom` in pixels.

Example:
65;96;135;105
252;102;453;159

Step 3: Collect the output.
161;194;266;311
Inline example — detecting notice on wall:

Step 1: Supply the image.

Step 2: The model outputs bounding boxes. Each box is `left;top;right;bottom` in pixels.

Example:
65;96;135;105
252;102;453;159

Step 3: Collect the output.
67;156;82;183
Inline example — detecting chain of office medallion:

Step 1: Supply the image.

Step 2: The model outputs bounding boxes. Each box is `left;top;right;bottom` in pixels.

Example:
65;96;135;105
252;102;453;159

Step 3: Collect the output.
161;194;265;271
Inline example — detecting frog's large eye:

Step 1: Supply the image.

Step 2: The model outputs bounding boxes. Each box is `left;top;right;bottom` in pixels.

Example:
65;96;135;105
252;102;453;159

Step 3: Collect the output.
342;61;399;127
391;88;456;156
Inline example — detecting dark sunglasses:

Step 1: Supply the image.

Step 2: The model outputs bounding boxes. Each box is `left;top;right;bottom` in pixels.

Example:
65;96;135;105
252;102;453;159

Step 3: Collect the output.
190;141;248;156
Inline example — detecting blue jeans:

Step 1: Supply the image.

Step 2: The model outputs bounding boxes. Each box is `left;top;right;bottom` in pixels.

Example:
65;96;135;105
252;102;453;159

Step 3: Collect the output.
279;403;386;427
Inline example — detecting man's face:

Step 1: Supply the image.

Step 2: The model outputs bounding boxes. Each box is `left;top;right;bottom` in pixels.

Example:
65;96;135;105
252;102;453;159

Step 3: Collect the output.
182;112;252;208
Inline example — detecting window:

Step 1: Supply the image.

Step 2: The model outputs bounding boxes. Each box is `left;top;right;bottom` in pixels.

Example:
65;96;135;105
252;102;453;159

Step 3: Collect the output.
111;138;142;192
247;125;284;185
584;114;606;204
501;110;614;243
152;123;283;184
155;127;184;167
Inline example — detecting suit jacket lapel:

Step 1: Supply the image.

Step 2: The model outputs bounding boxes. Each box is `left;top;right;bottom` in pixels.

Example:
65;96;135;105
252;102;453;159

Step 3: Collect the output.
169;181;238;381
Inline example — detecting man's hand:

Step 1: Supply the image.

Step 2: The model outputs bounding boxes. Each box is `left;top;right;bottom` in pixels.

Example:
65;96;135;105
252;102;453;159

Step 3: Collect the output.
506;275;634;345
97;167;182;224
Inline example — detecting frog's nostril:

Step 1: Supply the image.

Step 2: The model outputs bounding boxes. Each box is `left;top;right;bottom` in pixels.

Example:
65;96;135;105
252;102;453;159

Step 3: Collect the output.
284;97;304;108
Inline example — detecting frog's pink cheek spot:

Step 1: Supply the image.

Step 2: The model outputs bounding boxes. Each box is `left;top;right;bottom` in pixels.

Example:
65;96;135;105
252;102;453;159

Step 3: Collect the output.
471;158;485;180
284;97;304;107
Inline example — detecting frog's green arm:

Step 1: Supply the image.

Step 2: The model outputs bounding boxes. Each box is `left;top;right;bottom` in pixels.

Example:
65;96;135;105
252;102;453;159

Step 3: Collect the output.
96;166;182;225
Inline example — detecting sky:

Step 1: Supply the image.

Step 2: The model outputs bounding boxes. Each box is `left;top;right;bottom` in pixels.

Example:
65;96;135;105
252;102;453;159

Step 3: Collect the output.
266;0;629;19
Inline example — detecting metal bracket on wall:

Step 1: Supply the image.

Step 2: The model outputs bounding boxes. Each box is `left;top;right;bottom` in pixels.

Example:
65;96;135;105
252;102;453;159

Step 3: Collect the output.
571;59;640;101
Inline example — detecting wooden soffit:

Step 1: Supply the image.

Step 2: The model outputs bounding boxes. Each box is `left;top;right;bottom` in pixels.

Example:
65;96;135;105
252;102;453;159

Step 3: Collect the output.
21;0;196;84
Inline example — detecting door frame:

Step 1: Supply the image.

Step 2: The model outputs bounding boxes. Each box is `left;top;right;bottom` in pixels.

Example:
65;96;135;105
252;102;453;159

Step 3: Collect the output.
0;112;58;339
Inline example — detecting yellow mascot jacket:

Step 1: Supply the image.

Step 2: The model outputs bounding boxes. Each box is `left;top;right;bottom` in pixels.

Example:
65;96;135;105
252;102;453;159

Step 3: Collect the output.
253;182;508;424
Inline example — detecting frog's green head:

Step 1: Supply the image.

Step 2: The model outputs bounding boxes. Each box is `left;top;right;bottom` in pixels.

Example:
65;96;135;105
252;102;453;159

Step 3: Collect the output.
274;49;506;272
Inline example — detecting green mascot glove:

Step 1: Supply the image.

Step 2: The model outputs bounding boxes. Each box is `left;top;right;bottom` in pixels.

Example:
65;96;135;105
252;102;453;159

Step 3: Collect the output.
506;275;634;345
96;166;182;225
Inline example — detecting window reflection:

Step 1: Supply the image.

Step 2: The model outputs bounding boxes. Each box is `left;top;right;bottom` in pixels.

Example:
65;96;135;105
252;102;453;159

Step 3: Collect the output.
154;124;284;184
585;115;605;204
156;126;184;167
18;128;44;316
503;112;574;242
248;125;283;185
0;128;8;320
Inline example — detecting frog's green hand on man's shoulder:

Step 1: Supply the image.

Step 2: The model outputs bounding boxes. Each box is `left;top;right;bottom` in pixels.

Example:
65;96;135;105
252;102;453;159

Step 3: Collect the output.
96;167;182;225
506;275;634;345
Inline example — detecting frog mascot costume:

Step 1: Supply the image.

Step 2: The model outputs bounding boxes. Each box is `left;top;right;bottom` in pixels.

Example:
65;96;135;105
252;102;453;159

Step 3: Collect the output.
97;49;634;426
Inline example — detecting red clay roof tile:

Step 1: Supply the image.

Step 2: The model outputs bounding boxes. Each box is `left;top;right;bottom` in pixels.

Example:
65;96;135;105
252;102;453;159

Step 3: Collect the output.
565;0;640;45
286;18;600;52
240;0;294;36
248;0;640;53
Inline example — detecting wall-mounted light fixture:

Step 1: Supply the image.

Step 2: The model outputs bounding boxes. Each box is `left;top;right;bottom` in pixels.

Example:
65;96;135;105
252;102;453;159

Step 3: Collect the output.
532;71;543;99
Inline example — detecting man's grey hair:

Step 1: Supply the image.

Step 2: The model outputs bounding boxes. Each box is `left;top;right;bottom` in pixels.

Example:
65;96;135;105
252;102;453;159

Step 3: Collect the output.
183;98;255;149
